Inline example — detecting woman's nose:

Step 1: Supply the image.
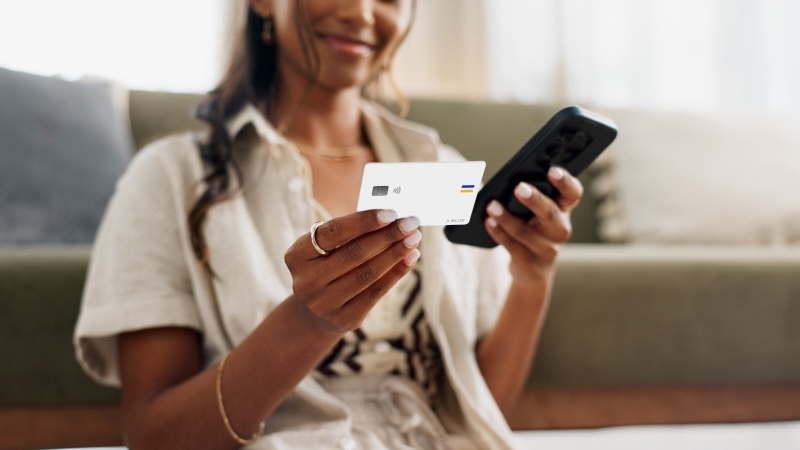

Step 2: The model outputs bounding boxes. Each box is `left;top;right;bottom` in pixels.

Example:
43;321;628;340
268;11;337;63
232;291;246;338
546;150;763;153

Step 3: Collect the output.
336;0;376;27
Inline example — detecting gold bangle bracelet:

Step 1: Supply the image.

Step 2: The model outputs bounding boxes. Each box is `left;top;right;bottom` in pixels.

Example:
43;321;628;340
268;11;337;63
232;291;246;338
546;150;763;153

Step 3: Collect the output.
215;353;266;445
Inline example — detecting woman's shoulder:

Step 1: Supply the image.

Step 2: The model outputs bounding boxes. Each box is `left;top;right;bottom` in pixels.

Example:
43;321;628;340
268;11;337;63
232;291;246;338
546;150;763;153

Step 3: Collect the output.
362;100;464;163
362;100;440;140
132;131;204;172
118;131;205;198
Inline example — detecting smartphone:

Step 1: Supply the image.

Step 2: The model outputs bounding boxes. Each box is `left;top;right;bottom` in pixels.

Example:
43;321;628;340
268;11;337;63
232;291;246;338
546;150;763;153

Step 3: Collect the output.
444;106;617;248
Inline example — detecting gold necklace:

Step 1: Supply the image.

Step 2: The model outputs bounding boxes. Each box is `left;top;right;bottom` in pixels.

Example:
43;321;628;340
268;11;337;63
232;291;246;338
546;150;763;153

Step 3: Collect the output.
290;140;372;162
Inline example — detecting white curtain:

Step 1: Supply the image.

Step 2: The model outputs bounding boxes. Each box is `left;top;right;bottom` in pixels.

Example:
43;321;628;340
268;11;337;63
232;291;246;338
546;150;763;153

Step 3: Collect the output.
397;0;800;118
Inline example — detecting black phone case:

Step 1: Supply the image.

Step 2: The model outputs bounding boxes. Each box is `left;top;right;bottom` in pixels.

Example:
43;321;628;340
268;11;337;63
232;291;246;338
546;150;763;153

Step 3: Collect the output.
444;106;618;248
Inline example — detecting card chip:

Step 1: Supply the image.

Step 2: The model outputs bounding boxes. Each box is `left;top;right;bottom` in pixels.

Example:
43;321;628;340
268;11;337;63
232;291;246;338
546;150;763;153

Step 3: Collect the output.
372;186;389;196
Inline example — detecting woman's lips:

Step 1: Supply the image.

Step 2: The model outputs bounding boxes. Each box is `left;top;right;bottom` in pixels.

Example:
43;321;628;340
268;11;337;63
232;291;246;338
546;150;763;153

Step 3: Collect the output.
320;34;374;58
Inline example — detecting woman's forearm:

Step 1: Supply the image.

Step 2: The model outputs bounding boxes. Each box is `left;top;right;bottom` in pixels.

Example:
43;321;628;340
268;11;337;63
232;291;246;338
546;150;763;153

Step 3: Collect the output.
121;295;342;450
476;279;552;413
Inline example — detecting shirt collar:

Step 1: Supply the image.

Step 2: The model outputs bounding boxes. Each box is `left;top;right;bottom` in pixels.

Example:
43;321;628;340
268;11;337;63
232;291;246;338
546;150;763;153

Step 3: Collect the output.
226;103;284;146
224;100;437;163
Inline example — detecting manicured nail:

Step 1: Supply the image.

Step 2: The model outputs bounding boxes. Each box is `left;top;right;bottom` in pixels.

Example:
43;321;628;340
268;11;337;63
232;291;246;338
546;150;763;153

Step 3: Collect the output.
549;166;566;180
516;182;534;199
378;210;397;224
487;217;498;228
404;249;421;266
398;216;420;233
403;230;422;248
487;200;504;217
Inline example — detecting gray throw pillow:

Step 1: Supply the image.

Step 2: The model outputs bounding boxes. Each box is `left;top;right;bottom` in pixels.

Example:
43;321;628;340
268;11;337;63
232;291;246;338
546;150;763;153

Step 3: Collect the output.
0;67;133;244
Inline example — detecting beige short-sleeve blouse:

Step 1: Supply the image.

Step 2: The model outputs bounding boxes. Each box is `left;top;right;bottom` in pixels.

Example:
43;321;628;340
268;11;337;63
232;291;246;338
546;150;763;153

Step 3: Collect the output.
74;101;515;449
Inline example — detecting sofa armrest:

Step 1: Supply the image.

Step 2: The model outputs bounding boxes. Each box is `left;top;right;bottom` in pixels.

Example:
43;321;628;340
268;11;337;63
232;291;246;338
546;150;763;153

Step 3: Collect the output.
0;246;118;407
530;244;800;387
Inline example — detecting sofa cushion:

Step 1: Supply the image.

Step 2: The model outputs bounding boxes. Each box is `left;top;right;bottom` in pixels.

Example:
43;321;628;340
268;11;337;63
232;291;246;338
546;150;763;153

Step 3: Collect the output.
0;67;133;244
592;108;800;245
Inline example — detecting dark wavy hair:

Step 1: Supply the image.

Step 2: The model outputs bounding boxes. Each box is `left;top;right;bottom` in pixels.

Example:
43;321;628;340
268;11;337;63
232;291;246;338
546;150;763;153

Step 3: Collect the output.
189;2;414;274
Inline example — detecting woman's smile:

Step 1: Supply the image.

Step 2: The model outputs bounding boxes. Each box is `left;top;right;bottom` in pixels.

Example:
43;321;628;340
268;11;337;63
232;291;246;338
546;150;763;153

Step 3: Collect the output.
318;33;376;58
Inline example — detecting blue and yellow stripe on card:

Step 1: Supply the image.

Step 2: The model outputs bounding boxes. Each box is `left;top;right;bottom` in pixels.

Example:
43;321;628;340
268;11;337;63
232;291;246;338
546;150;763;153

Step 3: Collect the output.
460;184;475;193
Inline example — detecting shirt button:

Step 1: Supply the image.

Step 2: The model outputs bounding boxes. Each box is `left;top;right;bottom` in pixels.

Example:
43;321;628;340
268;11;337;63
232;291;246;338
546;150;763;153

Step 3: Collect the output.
339;436;356;450
288;176;305;192
373;341;392;354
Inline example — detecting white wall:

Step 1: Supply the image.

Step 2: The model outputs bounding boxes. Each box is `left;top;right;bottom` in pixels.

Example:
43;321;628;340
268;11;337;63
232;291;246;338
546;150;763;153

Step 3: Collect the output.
2;0;798;118
0;0;227;92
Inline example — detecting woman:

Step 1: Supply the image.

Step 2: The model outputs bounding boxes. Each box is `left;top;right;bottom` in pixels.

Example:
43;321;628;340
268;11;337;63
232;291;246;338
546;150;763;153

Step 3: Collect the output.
74;1;583;449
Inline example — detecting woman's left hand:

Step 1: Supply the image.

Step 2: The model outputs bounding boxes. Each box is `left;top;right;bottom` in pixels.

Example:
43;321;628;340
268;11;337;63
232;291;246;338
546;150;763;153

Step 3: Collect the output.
484;166;583;289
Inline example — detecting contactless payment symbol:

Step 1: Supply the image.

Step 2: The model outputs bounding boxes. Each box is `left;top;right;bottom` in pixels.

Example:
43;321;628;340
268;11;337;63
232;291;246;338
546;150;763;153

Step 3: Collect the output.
460;184;475;193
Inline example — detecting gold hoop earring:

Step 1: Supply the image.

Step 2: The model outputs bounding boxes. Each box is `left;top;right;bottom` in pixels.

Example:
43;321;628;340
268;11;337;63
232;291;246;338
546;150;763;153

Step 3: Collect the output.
262;16;274;45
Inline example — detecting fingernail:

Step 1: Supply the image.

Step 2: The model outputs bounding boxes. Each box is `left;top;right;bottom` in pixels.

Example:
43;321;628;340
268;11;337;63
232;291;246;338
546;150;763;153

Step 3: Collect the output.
378;210;397;224
398;216;420;233
487;200;504;217
549;167;566;180
516;182;534;199
403;249;421;266
403;230;422;248
487;217;498;228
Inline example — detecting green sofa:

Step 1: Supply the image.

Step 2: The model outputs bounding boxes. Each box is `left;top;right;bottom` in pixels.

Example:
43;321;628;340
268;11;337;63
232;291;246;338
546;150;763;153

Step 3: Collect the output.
2;90;799;449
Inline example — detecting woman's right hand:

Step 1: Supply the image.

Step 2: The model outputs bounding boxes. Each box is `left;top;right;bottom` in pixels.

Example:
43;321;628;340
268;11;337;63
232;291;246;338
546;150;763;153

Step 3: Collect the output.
284;210;421;336
118;210;419;450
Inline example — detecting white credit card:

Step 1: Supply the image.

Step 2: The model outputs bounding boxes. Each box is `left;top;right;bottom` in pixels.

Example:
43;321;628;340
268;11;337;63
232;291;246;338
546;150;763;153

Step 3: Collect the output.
356;161;486;226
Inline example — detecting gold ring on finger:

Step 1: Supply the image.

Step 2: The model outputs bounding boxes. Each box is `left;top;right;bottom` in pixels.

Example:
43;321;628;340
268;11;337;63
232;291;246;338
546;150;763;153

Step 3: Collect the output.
310;221;331;256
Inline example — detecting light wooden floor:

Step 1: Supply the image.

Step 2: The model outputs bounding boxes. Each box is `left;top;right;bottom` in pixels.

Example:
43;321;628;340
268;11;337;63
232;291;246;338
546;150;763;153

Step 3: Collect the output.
507;383;800;430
